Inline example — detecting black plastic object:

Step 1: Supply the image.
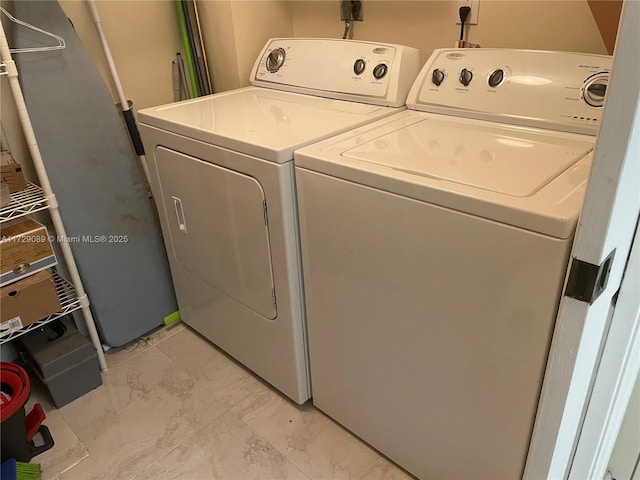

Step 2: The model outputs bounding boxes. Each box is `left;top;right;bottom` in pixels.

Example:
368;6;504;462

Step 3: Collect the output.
459;5;471;41
565;249;616;304
0;362;54;462
123;109;145;156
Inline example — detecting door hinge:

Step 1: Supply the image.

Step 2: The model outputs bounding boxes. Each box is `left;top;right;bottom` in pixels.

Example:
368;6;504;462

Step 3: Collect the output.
565;249;615;304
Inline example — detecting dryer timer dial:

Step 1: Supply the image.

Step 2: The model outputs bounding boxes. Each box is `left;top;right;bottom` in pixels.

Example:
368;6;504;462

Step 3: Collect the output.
354;59;366;75
459;68;473;87
431;69;445;86
266;48;286;73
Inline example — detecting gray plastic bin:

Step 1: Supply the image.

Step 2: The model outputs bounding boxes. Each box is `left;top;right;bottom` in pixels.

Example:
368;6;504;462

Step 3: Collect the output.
16;320;102;408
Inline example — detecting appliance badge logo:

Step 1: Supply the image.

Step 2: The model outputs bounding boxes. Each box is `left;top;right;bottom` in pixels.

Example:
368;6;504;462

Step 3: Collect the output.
446;52;466;60
373;47;389;54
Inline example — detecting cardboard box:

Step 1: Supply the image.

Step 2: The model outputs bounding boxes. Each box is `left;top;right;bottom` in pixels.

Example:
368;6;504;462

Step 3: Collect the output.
0;151;27;193
0;270;61;337
1;218;57;286
0;182;10;208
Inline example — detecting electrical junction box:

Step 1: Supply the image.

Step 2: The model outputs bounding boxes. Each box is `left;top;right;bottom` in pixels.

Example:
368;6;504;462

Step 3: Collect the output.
456;0;479;25
340;0;363;21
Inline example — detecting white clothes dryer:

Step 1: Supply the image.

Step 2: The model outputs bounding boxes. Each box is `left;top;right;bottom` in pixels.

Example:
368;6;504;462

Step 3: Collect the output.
294;49;612;478
138;38;419;404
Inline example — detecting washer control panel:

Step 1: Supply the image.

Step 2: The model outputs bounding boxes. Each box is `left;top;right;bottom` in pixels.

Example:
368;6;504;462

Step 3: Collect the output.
407;49;613;135
251;38;420;107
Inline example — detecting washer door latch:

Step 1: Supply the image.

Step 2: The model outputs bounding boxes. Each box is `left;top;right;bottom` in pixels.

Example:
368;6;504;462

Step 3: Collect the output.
565;249;615;305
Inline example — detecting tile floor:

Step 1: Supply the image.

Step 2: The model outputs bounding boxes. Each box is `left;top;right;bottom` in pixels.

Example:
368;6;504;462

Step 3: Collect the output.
25;322;415;480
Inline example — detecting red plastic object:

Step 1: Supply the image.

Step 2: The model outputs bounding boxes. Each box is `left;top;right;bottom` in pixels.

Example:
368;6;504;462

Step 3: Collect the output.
0;362;30;421
25;403;46;442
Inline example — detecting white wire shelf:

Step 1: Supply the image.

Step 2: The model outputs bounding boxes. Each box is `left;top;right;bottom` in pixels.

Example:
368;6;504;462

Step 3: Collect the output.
0;182;48;222
0;269;82;344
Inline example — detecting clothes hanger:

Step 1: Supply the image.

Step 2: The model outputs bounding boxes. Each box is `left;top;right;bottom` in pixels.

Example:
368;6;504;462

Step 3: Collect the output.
0;7;65;54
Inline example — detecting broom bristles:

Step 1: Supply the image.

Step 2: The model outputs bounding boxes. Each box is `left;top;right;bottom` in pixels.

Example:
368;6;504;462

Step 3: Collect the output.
15;461;41;480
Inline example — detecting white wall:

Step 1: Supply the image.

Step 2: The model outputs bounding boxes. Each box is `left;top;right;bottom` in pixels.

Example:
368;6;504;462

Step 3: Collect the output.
291;0;608;65
197;1;293;93
59;0;183;110
57;0;607;105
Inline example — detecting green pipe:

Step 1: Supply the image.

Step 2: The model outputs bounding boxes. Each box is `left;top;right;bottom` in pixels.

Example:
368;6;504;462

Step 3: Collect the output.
175;0;199;97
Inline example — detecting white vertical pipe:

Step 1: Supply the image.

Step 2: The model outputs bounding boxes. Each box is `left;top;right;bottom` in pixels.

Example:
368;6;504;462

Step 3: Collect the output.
85;0;152;191
0;19;108;371
85;1;128;114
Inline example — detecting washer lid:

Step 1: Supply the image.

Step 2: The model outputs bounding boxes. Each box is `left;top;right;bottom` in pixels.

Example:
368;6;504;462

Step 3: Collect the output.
294;112;596;239
138;87;395;163
342;117;593;197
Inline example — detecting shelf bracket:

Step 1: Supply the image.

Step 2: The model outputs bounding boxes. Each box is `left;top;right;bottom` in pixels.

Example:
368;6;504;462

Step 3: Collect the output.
1;58;17;77
44;192;58;209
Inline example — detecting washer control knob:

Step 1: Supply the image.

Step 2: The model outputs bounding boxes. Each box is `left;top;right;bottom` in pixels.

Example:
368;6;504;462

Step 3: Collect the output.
373;63;388;80
266;48;286;73
354;59;366;75
459;68;473;87
488;69;504;88
583;76;608;107
431;68;445;86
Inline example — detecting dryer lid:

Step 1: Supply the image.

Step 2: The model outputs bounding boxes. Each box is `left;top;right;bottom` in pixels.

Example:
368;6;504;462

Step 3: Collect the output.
342;117;594;197
138;87;395;163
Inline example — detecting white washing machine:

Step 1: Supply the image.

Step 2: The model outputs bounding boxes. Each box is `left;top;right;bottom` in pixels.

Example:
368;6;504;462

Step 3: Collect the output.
137;38;419;404
294;49;612;478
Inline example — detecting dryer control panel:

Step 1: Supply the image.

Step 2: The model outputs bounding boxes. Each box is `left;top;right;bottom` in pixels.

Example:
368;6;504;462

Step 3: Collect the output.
407;49;613;135
251;38;420;108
